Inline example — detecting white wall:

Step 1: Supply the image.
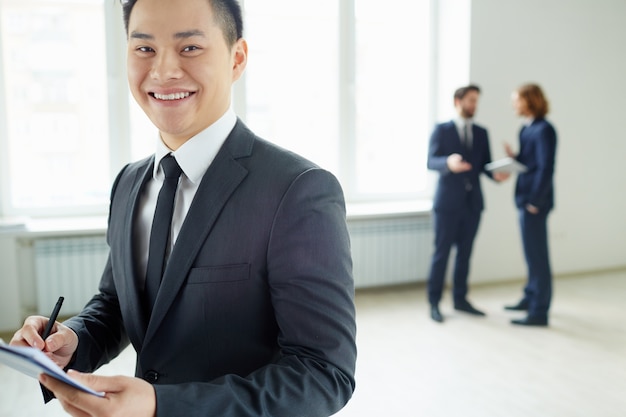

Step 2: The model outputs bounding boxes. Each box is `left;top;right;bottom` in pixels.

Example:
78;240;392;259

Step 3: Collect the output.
3;1;625;332
0;237;20;333
469;0;626;282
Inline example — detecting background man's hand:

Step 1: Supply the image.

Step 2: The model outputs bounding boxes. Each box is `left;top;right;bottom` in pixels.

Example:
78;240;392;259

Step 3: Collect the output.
446;153;472;173
493;171;511;182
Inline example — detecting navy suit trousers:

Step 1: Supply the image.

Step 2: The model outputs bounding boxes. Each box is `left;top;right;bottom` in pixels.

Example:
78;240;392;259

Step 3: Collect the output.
427;207;481;305
519;208;552;318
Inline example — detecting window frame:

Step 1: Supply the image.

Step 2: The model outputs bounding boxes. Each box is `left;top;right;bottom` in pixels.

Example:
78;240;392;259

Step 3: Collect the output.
0;0;129;218
0;0;450;219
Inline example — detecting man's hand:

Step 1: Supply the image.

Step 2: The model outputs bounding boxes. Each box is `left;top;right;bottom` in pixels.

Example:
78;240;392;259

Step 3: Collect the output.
526;204;539;214
493;171;510;182
40;372;156;417
446;153;472;173
10;316;78;369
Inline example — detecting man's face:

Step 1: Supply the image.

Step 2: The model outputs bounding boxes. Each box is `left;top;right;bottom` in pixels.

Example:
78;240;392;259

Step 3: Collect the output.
455;90;479;119
127;0;247;149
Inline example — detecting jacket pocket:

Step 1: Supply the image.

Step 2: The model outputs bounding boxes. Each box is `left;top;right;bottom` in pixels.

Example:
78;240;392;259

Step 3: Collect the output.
187;263;250;284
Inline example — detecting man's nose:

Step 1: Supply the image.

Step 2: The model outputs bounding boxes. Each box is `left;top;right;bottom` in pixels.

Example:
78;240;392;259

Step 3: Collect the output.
150;50;183;81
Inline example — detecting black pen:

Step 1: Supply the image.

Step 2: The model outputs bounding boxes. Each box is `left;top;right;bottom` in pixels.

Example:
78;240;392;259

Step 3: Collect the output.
41;296;64;341
39;296;64;402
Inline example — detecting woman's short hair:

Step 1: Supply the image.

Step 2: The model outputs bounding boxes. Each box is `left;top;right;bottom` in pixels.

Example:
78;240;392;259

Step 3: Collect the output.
516;83;549;118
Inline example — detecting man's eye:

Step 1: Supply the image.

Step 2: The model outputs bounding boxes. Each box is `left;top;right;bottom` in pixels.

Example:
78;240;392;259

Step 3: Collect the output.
182;46;200;52
137;46;154;53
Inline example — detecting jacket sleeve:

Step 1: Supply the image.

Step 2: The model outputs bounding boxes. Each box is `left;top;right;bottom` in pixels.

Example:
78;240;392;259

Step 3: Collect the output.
153;168;357;417
427;124;452;175
479;128;495;180
528;124;557;207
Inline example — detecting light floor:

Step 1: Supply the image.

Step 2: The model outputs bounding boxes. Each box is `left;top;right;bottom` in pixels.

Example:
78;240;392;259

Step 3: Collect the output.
1;269;625;417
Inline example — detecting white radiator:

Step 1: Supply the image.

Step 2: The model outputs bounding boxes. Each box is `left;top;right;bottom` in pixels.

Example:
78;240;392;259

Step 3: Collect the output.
30;216;432;313
348;215;433;288
34;236;109;315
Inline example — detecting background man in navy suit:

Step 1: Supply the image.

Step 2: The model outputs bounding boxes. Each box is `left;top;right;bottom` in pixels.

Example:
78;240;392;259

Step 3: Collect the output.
504;83;557;327
427;85;508;323
10;0;356;416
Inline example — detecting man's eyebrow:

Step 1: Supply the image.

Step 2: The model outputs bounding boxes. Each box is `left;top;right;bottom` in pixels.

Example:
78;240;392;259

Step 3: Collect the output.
129;30;205;40
130;31;153;40
174;30;206;39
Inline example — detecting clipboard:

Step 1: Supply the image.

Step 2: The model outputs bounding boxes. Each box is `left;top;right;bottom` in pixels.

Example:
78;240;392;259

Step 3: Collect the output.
485;157;527;173
0;340;105;397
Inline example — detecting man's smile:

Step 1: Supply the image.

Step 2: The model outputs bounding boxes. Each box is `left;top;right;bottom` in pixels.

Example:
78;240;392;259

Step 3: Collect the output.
150;91;194;101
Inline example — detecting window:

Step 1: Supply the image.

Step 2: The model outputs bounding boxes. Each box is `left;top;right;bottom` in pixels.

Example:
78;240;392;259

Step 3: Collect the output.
0;0;441;219
0;0;112;216
243;2;340;177
244;0;433;203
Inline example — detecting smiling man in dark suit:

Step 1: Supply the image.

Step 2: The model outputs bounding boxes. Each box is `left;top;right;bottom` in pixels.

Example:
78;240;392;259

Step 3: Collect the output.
10;0;356;416
426;85;508;323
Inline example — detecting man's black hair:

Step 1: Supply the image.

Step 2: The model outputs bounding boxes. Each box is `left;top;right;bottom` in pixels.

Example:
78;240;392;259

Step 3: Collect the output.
121;0;243;47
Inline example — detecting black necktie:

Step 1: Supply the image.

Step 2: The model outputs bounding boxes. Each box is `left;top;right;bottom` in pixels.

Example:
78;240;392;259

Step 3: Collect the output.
145;154;182;316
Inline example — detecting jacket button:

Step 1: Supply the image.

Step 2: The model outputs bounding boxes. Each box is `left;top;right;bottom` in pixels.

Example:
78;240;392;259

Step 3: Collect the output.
144;370;159;383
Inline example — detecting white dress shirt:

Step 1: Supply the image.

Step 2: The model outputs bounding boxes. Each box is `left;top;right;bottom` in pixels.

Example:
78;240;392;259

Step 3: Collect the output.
454;117;473;149
135;109;237;282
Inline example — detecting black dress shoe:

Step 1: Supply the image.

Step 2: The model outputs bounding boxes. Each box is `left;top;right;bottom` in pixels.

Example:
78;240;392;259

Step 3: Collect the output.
454;300;486;316
430;305;444;323
511;316;548;326
504;300;529;311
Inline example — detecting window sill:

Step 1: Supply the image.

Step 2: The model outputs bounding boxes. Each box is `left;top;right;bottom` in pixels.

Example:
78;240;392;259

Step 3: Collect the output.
0;200;433;237
0;216;107;238
346;200;432;220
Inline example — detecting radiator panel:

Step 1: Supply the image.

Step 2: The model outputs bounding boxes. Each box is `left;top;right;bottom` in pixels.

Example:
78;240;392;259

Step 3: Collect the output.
348;215;433;288
34;236;109;315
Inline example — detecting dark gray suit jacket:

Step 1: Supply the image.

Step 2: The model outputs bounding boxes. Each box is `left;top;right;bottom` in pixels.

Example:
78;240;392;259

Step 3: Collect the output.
65;120;357;417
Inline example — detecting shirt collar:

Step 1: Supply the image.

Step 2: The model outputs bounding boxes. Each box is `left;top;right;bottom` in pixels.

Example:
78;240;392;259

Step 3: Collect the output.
153;108;237;183
454;117;473;129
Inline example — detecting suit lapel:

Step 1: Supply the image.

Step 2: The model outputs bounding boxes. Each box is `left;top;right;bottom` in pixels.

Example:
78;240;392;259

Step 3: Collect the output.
450;121;465;152
143;123;252;345
116;158;154;348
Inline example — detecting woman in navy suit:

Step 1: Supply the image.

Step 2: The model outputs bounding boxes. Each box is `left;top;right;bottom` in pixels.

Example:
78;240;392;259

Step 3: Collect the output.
505;84;557;326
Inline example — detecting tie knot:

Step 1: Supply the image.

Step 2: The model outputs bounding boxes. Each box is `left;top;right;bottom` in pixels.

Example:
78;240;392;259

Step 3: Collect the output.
160;155;182;179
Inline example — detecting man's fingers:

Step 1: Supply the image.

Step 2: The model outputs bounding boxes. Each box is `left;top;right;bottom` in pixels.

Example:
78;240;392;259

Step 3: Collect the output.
44;326;70;353
67;370;119;393
40;373;107;415
11;317;46;349
40;373;76;400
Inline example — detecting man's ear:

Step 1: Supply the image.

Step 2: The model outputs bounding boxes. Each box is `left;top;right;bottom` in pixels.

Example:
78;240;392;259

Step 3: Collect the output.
232;38;248;82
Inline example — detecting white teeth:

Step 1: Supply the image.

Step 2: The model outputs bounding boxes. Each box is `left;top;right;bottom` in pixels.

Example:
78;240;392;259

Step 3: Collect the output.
153;92;191;101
